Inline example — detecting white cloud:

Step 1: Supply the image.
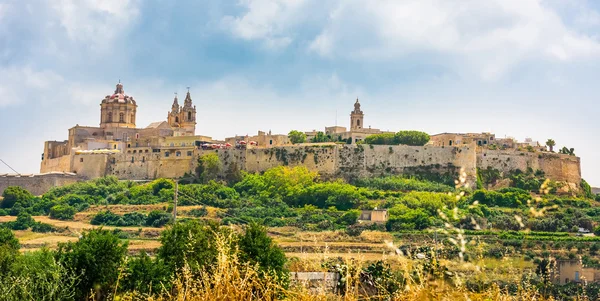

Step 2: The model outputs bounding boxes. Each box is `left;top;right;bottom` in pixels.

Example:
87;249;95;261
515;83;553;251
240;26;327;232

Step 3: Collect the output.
226;0;600;78
0;67;65;107
51;0;140;52
221;0;306;49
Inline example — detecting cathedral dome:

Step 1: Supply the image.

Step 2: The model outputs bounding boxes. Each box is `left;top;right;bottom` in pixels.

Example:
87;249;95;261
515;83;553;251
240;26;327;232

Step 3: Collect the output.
102;82;136;105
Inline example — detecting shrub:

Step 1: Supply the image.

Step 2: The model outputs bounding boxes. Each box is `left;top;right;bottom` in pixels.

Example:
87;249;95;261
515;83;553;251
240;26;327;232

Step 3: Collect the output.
31;222;55;233
188;207;208;217
158;220;221;274
56;229;128;300
146;210;173;227
49;204;76;220
10;212;36;230
1;186;34;209
120;251;171;294
395;130;430;146
238;223;287;282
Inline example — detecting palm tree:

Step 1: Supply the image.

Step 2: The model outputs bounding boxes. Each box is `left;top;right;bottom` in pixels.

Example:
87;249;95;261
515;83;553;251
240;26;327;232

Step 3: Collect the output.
545;139;556;152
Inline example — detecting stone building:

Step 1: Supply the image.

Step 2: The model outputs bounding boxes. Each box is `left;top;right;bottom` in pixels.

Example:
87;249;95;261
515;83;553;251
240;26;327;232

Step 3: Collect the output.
554;259;600;285
41;82;205;174
306;99;393;144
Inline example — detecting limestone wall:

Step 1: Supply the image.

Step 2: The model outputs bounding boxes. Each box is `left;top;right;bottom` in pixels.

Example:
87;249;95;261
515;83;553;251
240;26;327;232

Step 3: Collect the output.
36;144;580;188
477;149;581;184
40;155;72;174
0;173;83;196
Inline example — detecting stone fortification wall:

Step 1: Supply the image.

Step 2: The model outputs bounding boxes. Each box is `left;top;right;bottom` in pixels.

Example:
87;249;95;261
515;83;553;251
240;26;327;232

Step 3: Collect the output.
35;145;581;189
338;144;476;181
0;173;83;196
40;155;72;174
477;149;581;184
194;144;477;182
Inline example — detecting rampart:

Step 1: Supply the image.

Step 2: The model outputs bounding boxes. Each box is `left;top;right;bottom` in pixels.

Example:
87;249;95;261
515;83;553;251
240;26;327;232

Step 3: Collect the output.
477;149;581;185
0;173;83;196
31;144;581;195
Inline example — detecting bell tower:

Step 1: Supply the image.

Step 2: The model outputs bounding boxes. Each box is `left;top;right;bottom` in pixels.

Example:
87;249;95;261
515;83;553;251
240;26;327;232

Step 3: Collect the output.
350;98;364;131
180;88;197;135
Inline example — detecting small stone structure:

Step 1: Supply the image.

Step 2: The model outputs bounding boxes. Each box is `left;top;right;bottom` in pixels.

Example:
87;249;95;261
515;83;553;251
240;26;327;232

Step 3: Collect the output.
290;272;339;294
0;172;83;196
359;209;389;223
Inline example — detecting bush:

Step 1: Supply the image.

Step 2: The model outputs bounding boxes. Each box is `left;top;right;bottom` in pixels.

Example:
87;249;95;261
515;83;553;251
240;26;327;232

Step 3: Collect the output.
120;251;170;294
188;207;208;217
1;186;34;209
49;204;76;220
395;131;430;146
238;223;287;282
355;176;454;193
56;229;128;300
145;210;173;227
31;222;55;233
158;220;221;274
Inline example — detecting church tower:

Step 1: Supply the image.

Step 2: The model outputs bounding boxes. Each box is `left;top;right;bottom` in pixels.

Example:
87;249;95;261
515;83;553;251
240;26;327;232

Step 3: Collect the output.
100;82;137;129
180;89;197;134
167;89;196;135
350;98;364;131
167;93;181;127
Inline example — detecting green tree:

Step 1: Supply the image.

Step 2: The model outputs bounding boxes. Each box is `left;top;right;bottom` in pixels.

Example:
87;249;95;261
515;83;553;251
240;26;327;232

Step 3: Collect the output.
311;131;333;143
0;228;20;274
197;153;223;183
238;222;287;282
288;130;307;144
49;204;76;220
545;139;556;152
395;130;430;146
364;133;396;145
56;229;128;300
1;186;34;209
157;220;221;274
10;212;35;230
120;251;170;294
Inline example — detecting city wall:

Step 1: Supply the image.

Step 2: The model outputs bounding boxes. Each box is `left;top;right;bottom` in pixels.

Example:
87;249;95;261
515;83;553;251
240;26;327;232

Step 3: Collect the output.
27;145;582;196
0;173;83;196
477;149;581;185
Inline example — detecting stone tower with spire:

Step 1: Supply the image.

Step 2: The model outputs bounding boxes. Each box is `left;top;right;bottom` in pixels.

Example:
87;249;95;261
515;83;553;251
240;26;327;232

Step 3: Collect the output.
100;81;137;129
167;89;196;135
350;98;364;131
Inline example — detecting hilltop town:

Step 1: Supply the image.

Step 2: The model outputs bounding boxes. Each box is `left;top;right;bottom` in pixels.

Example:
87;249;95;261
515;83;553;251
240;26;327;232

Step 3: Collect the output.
29;82;579;190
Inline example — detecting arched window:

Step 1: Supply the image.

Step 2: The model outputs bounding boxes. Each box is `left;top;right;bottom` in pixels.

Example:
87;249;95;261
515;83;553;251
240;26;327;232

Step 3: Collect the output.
176;151;181;157
357;119;360;126
107;113;113;122
119;112;125;122
188;111;192;121
175;116;179;123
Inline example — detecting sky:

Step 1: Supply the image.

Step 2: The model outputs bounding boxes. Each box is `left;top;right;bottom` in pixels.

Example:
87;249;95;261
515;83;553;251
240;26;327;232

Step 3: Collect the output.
0;0;599;186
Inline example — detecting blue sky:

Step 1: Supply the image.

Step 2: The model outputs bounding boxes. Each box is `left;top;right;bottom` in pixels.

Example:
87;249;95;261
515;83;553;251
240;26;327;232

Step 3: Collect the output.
0;0;599;186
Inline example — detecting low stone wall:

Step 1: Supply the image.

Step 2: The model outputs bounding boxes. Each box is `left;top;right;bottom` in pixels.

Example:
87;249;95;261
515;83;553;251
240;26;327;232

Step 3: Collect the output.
289;272;339;294
0;173;83;196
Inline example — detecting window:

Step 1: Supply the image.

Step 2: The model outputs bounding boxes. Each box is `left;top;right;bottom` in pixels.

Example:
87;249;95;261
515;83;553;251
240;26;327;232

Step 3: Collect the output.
113;145;117;149
175;116;179;123
152;149;160;153
80;158;83;163
449;140;453;146
111;158;116;164
131;113;135;124
119;112;124;122
107;113;113;122
188;111;192;121
575;271;580;281
165;151;170;157
187;151;193;156
170;143;174;147
145;149;149;153
142;156;145;163
131;157;134;163
133;150;137;153
176;151;181;157
357;119;360;126
128;144;131;148
269;140;273;145
484;141;488;145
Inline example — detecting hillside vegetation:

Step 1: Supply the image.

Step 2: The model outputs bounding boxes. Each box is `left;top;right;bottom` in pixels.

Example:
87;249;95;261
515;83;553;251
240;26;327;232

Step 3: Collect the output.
1;164;600;300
